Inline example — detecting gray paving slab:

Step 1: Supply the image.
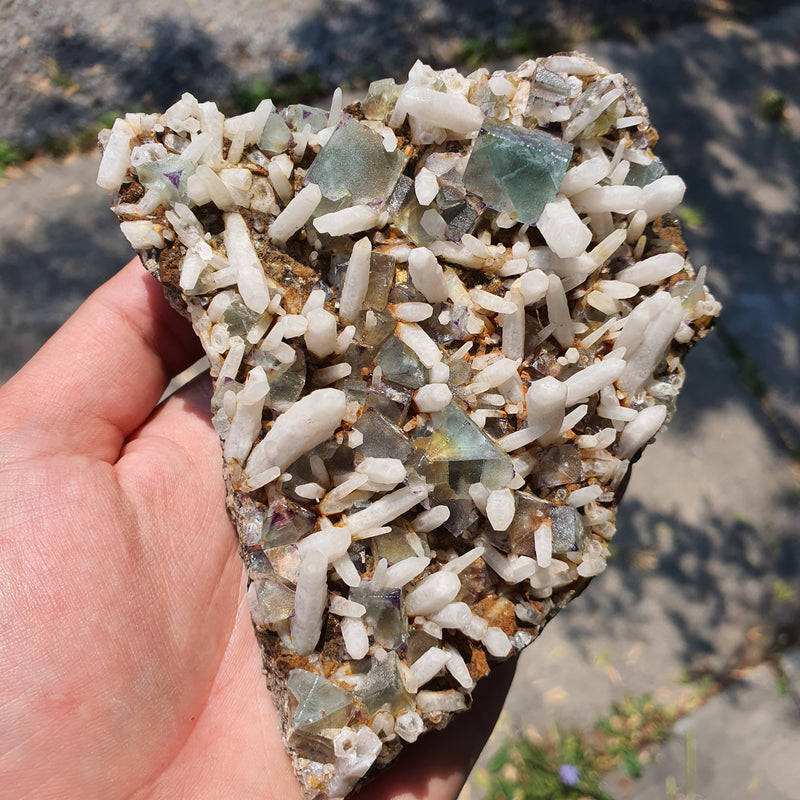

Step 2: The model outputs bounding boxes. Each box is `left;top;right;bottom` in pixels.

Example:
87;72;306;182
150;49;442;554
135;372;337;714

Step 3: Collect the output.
781;647;800;706
602;663;800;800
587;8;800;449
0;152;131;383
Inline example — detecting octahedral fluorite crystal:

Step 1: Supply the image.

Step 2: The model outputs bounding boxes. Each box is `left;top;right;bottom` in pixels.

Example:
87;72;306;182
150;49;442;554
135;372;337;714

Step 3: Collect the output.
98;53;721;800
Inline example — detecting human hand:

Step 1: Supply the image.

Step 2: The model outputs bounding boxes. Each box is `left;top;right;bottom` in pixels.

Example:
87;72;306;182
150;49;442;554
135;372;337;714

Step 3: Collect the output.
0;258;515;800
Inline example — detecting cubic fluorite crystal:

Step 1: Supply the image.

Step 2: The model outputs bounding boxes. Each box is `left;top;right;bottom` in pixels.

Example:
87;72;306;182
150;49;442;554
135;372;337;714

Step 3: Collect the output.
463;120;573;224
98;53;720;800
305;117;408;204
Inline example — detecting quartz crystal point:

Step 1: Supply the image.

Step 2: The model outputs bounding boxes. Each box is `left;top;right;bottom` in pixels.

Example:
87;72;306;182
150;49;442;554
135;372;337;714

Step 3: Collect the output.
98;54;721;799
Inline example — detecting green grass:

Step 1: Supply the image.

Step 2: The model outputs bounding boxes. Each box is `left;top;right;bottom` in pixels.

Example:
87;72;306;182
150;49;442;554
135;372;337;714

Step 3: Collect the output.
45;57;78;92
0;140;27;177
227;71;327;115
3;66;331;172
458;36;503;71
507;23;575;58
0;107;137;172
595;694;677;779
457;21;600;72
760;89;787;122
775;671;790;696
676;204;706;230
482;731;614;800
772;579;796;605
480;691;689;799
45;109;129;159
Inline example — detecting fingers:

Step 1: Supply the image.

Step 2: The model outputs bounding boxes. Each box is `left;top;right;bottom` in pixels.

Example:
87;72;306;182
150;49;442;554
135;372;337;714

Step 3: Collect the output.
0;258;203;463
366;657;518;800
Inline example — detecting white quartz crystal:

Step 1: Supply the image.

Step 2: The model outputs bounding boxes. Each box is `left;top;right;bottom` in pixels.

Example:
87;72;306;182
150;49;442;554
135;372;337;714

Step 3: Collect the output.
246;388;346;476
536;195;592;258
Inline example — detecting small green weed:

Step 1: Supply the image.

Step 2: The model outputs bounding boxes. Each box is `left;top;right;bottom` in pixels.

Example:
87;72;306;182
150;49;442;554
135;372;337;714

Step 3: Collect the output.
97;110;124;129
0;140;26;177
507;23;575;58
485;731;613;800
457;20;598;72
772;579;796;605
483;692;686;799
458;36;502;70
44;57;78;92
677;204;706;230
693;674;716;697
228;71;327;115
760;89;787;122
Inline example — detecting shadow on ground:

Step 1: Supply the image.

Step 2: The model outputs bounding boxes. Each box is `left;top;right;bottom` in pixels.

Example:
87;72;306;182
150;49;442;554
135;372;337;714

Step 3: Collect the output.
588;9;800;446
14;18;236;148
5;0;798;148
0;160;130;381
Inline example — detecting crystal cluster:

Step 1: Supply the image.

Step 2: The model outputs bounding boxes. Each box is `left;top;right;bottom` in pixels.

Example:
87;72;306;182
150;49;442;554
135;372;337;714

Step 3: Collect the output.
98;54;720;799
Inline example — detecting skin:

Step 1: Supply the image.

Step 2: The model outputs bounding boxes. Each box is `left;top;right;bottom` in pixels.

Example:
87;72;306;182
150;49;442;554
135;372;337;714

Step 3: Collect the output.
0;258;515;800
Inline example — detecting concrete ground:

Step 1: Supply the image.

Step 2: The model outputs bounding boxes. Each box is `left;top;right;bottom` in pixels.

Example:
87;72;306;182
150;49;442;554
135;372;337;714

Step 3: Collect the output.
601;656;800;799
1;4;799;799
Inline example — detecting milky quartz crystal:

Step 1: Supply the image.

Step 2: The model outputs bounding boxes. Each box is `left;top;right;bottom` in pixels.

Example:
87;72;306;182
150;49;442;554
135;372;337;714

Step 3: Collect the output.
98;54;720;799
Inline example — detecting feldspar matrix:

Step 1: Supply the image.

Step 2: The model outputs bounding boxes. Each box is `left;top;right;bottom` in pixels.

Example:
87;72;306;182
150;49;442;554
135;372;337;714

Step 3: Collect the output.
99;54;720;799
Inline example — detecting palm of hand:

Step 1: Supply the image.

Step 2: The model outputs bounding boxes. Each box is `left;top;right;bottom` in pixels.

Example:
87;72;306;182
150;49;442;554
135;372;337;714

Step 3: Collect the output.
0;260;513;800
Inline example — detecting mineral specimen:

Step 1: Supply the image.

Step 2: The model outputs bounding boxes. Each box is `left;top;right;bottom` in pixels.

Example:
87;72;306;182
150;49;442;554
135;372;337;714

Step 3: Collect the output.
98;53;721;799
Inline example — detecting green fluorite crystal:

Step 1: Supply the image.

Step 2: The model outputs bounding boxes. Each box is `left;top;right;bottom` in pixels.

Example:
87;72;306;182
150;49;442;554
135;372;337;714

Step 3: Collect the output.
261;494;316;547
356;652;414;715
305;117;407;204
363;252;397;311
223;297;262;337
250;578;295;624
254;348;307;411
625;158;667;188
426;403;514;490
365;383;412;425
354;406;415;461
371;526;422;564
551;505;588;553
350;584;406;650
258;112;292;154
385;175;435;246
362;78;401;122
287;670;354;733
506;492;552;556
535;444;583;488
463;120;573;225
427;403;505;463
284;104;329;134
375;335;426;390
136;155;195;205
